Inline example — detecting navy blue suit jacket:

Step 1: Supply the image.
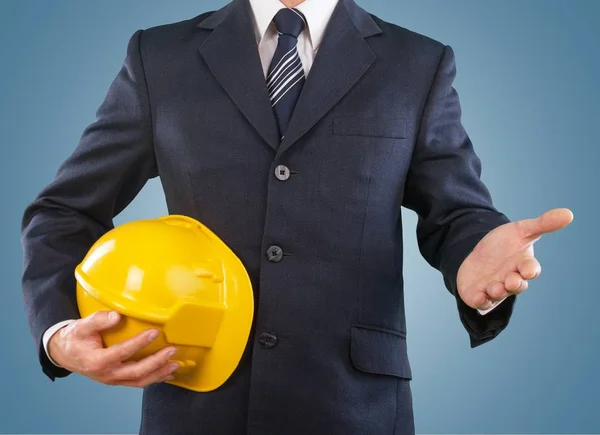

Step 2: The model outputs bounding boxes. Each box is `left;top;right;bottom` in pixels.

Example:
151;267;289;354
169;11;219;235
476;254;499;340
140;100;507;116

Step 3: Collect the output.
22;0;516;433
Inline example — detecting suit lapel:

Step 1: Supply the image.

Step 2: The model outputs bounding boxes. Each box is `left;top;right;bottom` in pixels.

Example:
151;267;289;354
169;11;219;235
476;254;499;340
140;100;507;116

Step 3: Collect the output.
277;0;382;155
197;0;281;151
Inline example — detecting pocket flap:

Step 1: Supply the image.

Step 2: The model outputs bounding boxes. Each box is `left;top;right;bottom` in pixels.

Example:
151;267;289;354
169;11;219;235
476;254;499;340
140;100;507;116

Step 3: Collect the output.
350;325;412;379
333;116;406;139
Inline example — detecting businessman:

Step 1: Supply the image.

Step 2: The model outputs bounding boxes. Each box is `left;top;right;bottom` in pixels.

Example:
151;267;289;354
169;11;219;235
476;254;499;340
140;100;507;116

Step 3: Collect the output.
21;0;573;433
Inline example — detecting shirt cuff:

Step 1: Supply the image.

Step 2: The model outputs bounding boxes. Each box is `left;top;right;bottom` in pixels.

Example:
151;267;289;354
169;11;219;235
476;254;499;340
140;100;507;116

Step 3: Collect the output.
42;319;77;368
477;296;507;316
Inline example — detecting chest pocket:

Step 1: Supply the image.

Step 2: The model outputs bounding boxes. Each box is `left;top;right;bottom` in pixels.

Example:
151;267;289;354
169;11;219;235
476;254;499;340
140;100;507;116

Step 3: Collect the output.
332;116;407;139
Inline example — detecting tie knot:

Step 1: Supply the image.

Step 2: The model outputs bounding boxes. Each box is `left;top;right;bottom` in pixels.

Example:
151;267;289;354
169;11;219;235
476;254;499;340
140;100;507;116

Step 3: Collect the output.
273;8;306;39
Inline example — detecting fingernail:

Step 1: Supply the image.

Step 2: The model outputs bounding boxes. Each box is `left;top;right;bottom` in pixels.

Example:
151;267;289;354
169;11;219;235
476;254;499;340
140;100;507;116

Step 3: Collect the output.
169;362;180;373
109;311;119;322
147;329;159;341
167;348;177;358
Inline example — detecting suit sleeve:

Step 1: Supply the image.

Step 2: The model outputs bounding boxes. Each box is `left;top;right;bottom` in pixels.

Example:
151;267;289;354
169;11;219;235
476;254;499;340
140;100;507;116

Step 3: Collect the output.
402;45;516;347
21;29;158;380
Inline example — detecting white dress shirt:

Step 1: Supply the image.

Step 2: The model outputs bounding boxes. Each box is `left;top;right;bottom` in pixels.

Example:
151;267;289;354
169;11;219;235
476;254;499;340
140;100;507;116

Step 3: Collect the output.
42;0;504;368
249;0;339;78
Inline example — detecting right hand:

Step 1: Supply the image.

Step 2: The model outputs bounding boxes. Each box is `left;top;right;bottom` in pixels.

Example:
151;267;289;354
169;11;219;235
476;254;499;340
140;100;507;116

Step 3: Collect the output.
48;311;180;387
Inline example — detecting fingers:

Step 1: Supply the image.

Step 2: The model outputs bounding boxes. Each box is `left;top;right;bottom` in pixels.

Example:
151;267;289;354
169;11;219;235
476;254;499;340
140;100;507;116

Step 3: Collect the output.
471;281;508;311
117;369;176;388
53;311;182;389
472;277;524;310
107;348;180;388
479;265;536;307
518;208;574;241
501;256;541;296
468;253;547;310
102;329;160;364
518;256;541;280
542;208;574;233
121;361;179;388
486;280;509;300
113;347;177;380
503;272;529;294
74;311;121;338
470;291;490;309
470;287;507;311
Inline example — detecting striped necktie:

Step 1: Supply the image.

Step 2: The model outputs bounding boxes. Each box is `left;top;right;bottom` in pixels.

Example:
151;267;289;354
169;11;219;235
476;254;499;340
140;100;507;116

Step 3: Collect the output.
267;8;307;139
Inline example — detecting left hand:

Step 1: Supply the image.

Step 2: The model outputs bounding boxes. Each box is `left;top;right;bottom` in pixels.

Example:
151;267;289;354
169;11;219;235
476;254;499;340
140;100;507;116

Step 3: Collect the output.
457;208;574;310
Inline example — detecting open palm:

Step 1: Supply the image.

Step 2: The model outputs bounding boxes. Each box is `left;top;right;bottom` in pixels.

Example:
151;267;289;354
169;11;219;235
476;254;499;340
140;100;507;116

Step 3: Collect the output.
457;208;574;310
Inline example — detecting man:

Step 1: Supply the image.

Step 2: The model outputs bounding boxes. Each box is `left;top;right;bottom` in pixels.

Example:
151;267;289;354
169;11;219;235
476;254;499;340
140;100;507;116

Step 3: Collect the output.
21;0;573;433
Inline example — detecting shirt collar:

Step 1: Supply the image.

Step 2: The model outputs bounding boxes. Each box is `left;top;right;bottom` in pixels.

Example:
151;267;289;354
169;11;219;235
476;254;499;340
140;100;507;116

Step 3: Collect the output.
248;0;339;50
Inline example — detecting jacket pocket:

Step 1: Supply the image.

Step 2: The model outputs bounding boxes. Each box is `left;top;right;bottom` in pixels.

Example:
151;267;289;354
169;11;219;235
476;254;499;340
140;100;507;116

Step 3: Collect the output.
333;116;406;139
350;325;412;379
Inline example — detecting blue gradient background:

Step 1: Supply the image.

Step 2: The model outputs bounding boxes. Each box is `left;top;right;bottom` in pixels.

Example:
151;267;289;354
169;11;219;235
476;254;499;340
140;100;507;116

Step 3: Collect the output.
1;0;598;433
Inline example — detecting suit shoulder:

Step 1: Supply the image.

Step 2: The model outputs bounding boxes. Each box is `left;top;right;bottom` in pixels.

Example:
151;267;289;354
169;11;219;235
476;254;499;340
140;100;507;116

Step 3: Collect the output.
136;10;216;48
369;13;447;59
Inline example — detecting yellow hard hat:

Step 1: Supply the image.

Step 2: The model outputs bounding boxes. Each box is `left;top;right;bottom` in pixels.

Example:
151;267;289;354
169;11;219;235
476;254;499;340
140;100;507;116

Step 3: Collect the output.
74;215;254;392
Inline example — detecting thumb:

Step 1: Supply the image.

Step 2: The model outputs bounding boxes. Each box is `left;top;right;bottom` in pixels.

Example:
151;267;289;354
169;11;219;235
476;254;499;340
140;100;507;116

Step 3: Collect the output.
75;310;121;338
518;208;574;242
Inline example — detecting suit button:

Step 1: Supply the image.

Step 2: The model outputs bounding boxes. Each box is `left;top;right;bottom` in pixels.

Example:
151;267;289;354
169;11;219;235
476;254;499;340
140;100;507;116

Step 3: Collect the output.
259;332;278;349
266;245;283;262
274;165;290;181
